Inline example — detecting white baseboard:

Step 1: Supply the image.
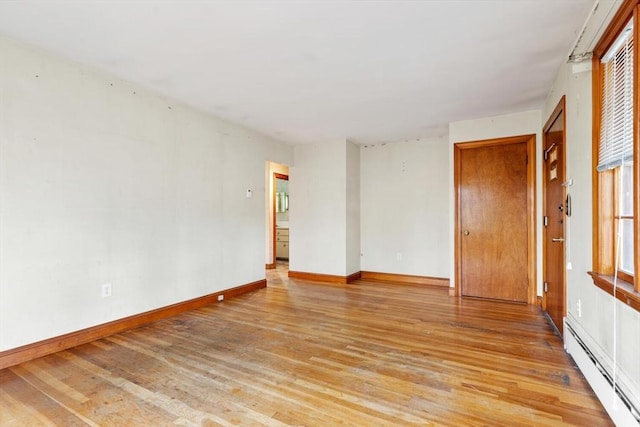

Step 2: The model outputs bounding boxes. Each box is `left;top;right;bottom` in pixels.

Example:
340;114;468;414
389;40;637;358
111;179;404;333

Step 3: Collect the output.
564;317;639;426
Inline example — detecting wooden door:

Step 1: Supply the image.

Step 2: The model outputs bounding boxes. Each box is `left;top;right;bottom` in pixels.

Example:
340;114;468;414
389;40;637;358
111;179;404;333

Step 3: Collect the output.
456;136;534;303
543;98;566;334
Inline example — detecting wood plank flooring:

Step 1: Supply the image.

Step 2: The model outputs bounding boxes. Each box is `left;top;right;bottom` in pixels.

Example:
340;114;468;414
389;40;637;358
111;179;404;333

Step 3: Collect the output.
0;264;612;426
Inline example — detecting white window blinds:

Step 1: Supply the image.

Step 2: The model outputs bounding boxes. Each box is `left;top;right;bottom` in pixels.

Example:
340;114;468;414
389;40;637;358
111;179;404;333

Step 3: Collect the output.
598;19;634;172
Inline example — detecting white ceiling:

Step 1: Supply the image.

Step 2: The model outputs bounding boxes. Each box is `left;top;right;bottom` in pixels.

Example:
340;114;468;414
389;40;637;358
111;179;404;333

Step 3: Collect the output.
0;0;594;145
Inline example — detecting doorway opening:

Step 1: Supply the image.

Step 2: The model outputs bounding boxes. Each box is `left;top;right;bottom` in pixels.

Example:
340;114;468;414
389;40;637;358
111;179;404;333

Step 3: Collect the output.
265;162;289;272
274;173;289;270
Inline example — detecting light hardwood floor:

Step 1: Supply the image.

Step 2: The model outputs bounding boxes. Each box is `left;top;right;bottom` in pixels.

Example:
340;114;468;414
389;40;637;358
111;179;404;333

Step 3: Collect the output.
0;264;612;426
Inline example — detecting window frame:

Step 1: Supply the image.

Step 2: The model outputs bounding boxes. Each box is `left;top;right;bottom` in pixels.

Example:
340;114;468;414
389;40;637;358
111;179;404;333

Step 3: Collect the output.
590;0;640;312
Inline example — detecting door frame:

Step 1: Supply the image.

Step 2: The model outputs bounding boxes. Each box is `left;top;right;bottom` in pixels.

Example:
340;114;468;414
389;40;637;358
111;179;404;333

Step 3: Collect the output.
542;96;567;318
454;134;537;304
272;172;289;266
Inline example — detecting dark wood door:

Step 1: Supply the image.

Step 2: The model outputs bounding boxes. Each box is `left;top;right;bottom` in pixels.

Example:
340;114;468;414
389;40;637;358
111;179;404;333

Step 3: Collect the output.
543;99;566;335
458;141;529;302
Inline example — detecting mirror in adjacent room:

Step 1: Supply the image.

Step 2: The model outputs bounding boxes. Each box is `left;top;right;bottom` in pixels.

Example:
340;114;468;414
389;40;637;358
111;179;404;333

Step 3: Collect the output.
275;177;289;219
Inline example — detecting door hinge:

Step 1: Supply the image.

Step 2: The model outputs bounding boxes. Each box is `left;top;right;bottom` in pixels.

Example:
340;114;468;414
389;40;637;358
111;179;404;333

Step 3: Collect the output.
543;216;548;227
543;282;548;293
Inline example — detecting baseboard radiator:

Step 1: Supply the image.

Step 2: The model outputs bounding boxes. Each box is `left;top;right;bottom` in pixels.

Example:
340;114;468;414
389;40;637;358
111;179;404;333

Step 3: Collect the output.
564;319;640;426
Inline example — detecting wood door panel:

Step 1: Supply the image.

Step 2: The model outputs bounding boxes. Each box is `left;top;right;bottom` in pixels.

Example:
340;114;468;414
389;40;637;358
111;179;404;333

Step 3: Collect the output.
543;98;566;334
459;142;529;302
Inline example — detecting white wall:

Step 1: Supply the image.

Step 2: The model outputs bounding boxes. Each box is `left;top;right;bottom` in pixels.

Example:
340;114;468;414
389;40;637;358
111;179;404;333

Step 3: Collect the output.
0;37;293;351
345;141;360;275
545;61;640;408
289;139;360;276
360;137;449;277
449;110;543;291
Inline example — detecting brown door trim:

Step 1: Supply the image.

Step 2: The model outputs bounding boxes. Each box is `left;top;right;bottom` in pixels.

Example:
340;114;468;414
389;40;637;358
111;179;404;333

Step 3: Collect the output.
454;134;537;304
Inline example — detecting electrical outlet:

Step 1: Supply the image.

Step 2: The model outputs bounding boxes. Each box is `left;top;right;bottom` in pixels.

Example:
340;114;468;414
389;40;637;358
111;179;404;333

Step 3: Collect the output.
101;282;112;298
218;294;224;302
576;299;582;317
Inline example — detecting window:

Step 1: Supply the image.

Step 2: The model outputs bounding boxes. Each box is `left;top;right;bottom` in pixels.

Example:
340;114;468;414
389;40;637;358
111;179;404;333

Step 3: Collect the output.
619;163;635;275
591;0;640;310
599;18;634;281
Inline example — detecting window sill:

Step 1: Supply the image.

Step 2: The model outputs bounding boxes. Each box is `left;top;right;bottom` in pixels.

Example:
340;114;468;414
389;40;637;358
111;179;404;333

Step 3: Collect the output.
588;272;640;312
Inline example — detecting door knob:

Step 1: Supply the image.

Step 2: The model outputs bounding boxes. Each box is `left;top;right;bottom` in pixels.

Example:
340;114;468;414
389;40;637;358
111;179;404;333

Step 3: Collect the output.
552;237;564;243
463;230;470;236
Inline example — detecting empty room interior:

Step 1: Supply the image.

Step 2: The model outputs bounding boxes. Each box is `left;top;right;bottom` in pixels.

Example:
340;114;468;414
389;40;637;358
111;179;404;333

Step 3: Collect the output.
0;0;639;425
